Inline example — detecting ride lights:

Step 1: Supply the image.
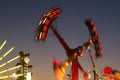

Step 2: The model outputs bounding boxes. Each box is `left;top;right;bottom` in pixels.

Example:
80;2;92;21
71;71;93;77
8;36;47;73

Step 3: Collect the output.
0;73;24;79
76;39;93;57
0;65;22;74
85;19;102;57
0;55;20;68
35;7;61;40
0;40;7;50
0;47;14;61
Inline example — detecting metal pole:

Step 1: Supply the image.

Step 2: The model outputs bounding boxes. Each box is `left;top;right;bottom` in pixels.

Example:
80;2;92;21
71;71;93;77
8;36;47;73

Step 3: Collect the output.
88;49;98;80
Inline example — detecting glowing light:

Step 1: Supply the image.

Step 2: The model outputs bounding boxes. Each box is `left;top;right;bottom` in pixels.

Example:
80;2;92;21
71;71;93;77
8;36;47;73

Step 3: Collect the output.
74;52;78;57
45;19;50;25
38;20;42;26
41;32;46;39
43;18;47;24
10;73;23;77
53;58;65;80
8;65;21;71
64;62;69;67
26;72;32;80
0;76;8;79
35;7;61;41
12;72;17;79
49;13;53;19
88;73;91;79
0;47;14;61
46;12;51;16
0;70;7;74
0;40;7;50
7;56;20;63
43;25;48;32
0;73;32;79
39;32;42;39
79;52;84;57
0;55;20;68
113;71;120;79
24;56;30;64
0;73;24;79
56;8;61;13
0;65;22;74
3;47;14;57
0;63;6;68
89;39;93;44
52;10;57;16
85;19;102;57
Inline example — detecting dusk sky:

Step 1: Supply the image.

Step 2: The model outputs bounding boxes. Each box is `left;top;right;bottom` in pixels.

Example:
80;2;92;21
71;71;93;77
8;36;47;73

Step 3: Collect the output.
0;0;120;80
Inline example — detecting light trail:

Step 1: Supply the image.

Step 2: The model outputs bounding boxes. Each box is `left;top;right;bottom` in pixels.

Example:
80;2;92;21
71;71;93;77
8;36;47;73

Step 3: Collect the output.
0;65;22;74
0;47;14;61
0;55;20;68
0;40;7;50
0;72;32;79
0;73;23;79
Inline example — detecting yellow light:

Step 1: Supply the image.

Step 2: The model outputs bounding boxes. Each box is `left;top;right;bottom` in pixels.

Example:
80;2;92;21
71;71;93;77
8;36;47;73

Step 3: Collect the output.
0;76;8;79
0;40;7;50
0;65;22;74
0;73;24;79
3;47;14;57
38;20;42;26
0;47;14;61
39;32;42;39
64;62;69;67
8;65;21;71
7;56;20;63
0;70;7;74
43;18;47;24
0;57;3;61
47;12;51;16
0;56;19;68
24;56;30;64
0;63;6;68
10;73;23;77
113;72;120;79
26;72;32;80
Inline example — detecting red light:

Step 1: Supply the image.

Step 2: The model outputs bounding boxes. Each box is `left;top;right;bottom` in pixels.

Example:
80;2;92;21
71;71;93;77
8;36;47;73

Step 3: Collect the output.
56;9;60;13
43;25;48;32
85;19;102;57
93;26;96;31
41;32;46;39
104;67;112;74
49;13;54;19
52;11;57;16
45;19;50;25
79;52;84;57
74;52;78;57
89;39;93;44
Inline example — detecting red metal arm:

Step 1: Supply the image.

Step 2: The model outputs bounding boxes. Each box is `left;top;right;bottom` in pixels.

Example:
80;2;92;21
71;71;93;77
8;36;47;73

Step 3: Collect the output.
50;25;71;56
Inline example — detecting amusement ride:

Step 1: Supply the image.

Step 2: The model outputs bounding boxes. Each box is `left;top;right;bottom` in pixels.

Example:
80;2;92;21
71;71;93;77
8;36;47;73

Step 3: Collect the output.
0;6;119;80
35;6;103;80
0;40;32;80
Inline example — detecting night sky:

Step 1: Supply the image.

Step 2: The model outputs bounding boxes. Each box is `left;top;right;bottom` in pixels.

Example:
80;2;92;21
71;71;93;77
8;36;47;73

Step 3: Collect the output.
0;0;120;80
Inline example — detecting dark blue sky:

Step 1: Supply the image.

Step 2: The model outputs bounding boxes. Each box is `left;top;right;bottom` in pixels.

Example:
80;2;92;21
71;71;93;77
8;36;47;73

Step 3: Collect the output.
0;1;120;80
